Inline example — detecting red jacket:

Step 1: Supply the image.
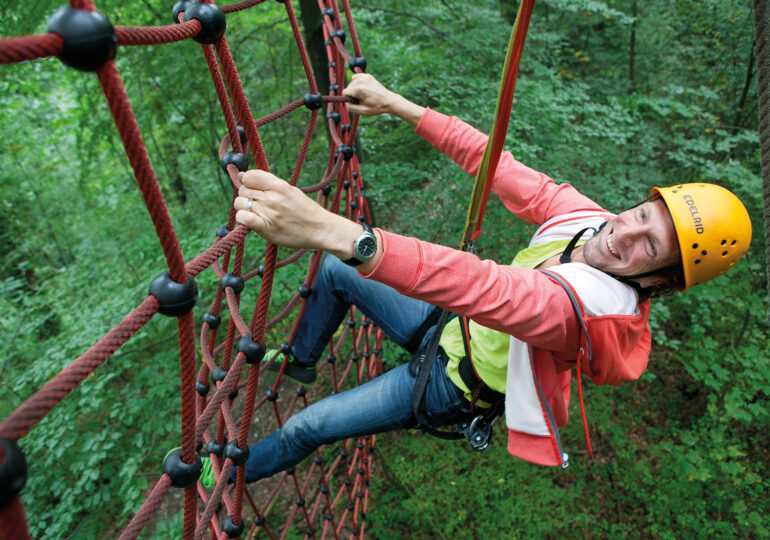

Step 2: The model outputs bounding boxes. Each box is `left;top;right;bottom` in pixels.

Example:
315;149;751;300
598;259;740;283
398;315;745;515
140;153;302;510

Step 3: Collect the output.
362;109;651;466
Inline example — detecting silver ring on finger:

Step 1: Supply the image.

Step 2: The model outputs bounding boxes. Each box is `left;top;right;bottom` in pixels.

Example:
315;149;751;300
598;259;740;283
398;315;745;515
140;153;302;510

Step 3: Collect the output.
246;199;253;210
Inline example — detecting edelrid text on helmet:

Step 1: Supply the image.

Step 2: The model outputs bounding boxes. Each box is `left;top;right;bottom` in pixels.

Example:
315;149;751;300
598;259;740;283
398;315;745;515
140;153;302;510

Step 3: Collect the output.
653;183;751;290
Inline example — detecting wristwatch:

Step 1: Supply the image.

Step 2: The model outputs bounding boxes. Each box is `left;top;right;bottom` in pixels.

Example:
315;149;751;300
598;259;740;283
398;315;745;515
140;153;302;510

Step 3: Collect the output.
343;223;377;266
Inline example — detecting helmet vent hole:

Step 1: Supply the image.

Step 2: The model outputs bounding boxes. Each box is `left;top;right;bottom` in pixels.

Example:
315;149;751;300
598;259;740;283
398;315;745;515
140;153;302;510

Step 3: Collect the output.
672;189;679;193
695;259;701;264
720;239;727;245
731;240;736;246
722;251;728;256
692;243;699;249
701;250;707;255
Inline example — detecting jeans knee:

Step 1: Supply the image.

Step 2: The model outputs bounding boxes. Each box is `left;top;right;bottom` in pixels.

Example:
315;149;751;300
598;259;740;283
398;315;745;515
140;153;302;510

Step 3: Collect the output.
319;254;344;280
280;412;315;455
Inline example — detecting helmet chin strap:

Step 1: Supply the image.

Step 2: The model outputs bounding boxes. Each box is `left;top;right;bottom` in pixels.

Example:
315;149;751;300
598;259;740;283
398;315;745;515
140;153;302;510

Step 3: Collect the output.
559;224;602;264
559;221;676;286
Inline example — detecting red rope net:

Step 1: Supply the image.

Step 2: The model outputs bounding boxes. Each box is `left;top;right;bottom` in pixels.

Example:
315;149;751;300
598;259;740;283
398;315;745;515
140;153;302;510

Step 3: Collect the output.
0;1;380;538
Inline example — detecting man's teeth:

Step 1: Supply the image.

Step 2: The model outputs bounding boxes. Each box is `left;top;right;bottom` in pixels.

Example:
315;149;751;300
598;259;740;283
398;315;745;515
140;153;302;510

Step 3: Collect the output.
607;233;620;259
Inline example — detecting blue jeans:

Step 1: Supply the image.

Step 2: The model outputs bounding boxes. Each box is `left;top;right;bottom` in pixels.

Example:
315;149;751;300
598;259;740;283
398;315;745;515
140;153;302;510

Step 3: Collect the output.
238;256;469;482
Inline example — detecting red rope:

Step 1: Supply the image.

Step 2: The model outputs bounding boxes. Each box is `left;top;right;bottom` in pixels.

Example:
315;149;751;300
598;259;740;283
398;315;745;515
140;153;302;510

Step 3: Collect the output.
0;296;158;440
0;34;64;64
96;60;188;282
1;0;381;537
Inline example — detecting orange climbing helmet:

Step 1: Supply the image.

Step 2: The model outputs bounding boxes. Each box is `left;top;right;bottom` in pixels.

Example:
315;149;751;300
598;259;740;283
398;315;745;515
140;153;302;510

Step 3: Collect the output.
653;183;751;290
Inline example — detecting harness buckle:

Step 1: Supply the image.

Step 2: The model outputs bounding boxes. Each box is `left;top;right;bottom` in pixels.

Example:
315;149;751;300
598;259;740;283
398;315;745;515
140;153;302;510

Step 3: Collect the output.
457;415;492;452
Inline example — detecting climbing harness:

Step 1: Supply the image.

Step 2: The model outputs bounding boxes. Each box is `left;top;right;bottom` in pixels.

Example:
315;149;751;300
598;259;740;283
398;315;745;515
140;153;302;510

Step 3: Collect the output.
408;312;503;452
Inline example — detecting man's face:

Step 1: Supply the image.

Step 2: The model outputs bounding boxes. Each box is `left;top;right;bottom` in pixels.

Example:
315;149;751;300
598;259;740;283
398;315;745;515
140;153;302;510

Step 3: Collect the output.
578;198;681;287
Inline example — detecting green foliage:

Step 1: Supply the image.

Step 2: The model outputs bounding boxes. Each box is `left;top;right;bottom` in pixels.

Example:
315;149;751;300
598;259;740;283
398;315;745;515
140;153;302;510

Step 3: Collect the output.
1;0;767;538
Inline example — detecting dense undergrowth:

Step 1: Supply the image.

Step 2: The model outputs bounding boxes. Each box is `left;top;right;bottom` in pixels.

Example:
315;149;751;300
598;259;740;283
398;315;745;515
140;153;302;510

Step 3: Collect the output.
1;0;766;537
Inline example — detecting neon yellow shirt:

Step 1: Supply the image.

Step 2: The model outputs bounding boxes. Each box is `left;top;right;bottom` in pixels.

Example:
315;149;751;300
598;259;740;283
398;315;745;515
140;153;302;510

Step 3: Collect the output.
440;238;584;403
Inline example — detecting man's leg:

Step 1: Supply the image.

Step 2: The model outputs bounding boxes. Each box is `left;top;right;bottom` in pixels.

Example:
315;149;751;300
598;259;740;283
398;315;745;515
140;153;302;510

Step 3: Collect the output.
240;352;466;482
290;255;438;364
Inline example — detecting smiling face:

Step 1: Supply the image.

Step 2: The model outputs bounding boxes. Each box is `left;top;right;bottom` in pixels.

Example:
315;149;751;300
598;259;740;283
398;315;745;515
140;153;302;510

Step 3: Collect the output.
572;198;682;288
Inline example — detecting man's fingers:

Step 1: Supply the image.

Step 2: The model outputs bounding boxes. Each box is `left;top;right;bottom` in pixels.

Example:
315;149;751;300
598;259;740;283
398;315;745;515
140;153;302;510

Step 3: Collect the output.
233;195;253;212
235;209;266;234
239;169;282;190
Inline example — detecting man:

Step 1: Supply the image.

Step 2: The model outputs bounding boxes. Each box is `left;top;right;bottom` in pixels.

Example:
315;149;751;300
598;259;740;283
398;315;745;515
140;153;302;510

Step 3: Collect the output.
227;74;751;480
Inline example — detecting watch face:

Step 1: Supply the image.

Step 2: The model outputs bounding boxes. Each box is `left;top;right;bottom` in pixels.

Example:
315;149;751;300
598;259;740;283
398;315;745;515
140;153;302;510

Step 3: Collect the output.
356;235;377;259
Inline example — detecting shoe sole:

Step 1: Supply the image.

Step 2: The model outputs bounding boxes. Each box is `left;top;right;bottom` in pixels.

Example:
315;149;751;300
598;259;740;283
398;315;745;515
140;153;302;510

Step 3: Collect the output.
264;361;316;384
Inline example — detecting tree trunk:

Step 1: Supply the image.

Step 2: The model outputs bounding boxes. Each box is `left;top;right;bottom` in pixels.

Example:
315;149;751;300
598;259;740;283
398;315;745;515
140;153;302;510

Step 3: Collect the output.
298;0;331;95
752;0;770;322
629;0;637;90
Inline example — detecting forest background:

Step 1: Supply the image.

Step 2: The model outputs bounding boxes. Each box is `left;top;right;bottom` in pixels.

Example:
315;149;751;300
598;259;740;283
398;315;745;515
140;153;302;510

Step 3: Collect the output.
1;0;768;538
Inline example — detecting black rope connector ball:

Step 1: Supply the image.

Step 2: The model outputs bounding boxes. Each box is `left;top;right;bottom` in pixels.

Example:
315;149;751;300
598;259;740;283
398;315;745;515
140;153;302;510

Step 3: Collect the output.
326;111;341;124
254;516;266;526
322;184;332;196
47;6;117;72
171;0;194;23
337;145;355;161
184;2;227;44
331;29;346;44
224;441;250;466
195;381;210;396
266;389;278;402
257;264;265;278
329;83;339;94
206;439;226;457
304;93;323;110
236;125;248;144
211;365;228;383
296;386;307;397
216;225;231;238
149;272;198;317
322;8;335;18
0;438;27;507
349;56;367;72
221;151;248;173
203;311;221;330
220;273;245;295
238;334;266;364
222;515;244;539
162;448;202;488
280;341;292;354
183;2;226;44
298;284;312;298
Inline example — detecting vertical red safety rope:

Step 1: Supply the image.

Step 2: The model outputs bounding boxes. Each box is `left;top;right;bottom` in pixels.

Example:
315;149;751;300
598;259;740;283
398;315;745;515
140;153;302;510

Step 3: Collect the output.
461;0;535;248
1;1;381;539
